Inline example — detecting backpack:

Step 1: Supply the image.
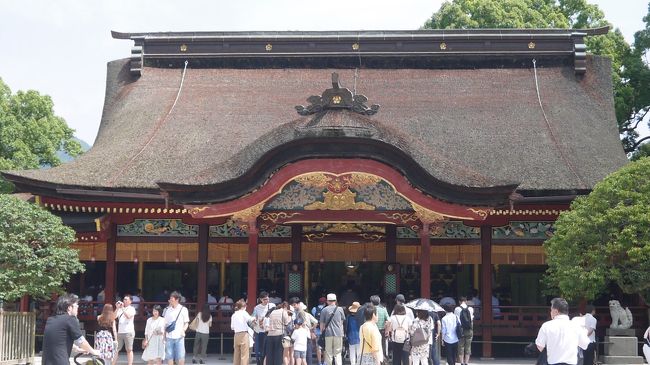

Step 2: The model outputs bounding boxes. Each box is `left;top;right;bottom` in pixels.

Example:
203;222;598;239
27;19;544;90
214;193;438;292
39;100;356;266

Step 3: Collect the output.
392;316;408;343
313;305;324;321
460;306;472;330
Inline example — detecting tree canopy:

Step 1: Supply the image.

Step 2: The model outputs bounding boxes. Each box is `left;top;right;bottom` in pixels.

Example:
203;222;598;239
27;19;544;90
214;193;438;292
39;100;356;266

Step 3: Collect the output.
0;194;84;302
0;77;81;193
424;0;650;158
543;157;650;302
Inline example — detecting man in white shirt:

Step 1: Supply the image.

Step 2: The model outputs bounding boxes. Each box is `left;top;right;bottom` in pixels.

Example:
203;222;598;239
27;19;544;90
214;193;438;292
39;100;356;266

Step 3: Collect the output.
164;291;190;365
571;305;597;365
115;295;137;365
454;296;475;365
536;298;590;365
252;291;276;365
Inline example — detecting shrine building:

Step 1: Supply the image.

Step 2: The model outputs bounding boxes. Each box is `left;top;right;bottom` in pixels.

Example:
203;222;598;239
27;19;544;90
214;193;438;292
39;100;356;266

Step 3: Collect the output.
2;27;632;355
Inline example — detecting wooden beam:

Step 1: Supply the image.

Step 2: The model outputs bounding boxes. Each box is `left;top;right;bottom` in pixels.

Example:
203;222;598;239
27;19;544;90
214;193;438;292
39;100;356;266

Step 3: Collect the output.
480;225;493;359
198;224;209;307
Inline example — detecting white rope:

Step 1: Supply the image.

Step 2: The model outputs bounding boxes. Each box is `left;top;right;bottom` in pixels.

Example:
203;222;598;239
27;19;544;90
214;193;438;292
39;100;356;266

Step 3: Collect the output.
108;60;189;185
532;59;585;187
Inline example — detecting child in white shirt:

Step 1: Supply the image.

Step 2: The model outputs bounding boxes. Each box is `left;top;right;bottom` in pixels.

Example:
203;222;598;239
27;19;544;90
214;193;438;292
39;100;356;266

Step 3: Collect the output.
291;318;310;365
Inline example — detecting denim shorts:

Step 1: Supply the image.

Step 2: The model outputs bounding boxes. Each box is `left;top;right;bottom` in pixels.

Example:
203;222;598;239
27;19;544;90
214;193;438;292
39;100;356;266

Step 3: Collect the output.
165;337;186;361
294;350;306;359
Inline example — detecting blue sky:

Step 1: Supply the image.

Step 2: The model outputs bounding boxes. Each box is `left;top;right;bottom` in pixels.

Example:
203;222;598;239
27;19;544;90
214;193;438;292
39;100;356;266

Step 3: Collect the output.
1;0;648;145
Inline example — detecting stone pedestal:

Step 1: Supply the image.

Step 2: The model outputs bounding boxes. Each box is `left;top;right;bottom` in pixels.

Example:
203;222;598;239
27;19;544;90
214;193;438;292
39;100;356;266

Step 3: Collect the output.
601;328;644;364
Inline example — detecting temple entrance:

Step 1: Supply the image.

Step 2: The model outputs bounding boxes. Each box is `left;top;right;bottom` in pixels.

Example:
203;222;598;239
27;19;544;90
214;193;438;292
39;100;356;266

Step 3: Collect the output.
307;262;391;308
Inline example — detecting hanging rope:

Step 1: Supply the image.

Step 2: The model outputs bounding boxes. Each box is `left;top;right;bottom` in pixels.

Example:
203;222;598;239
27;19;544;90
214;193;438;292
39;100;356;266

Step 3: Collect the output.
532;59;585;188
108;60;189;186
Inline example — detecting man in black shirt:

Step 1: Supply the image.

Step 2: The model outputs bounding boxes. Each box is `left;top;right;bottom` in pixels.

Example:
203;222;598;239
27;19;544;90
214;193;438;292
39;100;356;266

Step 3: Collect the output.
42;293;99;365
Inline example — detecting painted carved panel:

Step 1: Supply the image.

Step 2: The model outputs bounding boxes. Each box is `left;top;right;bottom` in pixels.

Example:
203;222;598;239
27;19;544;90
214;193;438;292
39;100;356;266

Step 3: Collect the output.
117;219;199;237
492;222;555;239
265;172;411;211
396;221;480;239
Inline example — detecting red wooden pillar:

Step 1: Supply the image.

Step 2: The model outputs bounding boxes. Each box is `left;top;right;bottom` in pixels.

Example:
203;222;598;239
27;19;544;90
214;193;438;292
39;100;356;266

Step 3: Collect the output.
246;221;259;312
20;295;29;312
197;224;209;307
480;225;493;358
105;223;117;304
420;222;431;299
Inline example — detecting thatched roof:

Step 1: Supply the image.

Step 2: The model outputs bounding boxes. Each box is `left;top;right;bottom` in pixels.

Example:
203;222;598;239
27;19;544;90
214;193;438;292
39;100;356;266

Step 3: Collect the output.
3;29;627;205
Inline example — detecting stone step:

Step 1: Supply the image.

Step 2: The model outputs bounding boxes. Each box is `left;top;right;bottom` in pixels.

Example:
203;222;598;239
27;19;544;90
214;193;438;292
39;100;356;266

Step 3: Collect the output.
600;355;646;364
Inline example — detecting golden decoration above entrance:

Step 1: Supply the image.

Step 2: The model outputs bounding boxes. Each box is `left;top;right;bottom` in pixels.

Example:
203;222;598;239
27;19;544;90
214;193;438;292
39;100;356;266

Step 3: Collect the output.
304;189;375;211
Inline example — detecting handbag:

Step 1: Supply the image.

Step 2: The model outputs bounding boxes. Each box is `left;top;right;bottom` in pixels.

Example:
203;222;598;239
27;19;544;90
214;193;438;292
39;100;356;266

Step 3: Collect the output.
282;335;294;348
189;316;199;331
402;339;412;353
317;307;338;348
165;305;183;333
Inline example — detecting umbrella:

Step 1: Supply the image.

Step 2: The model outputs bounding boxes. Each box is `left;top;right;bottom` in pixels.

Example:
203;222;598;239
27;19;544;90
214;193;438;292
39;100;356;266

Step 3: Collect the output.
404;298;444;312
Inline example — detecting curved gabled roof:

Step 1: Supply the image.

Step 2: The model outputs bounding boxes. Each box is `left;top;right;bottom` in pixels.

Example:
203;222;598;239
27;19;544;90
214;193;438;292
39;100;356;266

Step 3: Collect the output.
3;54;627;204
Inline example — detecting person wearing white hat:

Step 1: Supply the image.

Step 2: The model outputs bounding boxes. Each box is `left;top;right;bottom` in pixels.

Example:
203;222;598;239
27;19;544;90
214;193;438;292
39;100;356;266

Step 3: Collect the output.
320;293;346;365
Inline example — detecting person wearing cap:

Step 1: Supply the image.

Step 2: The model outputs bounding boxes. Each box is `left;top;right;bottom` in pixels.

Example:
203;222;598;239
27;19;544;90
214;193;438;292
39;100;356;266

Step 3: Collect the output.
347;302;362;365
392;294;414;321
292;317;310;365
320;293;346;365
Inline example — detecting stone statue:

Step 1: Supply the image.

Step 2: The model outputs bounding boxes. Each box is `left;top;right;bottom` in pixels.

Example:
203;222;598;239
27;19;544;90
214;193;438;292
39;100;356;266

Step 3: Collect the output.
609;300;633;329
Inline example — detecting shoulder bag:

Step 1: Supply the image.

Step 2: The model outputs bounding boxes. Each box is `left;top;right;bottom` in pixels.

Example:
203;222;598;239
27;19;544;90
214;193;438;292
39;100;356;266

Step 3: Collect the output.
189;316;199;331
317;307;338;348
165;305;183;333
455;316;463;339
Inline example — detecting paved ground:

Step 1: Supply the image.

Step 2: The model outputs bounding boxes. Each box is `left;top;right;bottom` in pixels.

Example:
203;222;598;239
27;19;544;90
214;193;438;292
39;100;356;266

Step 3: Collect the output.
33;353;537;364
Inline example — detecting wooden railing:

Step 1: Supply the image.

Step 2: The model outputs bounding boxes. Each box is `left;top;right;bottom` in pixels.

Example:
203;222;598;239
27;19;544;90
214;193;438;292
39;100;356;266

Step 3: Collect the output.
471;305;649;337
72;301;234;333
0;310;36;365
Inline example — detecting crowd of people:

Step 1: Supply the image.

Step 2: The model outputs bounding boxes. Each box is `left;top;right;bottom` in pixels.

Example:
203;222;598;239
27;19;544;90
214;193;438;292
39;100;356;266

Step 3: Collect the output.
40;289;650;365
238;291;478;365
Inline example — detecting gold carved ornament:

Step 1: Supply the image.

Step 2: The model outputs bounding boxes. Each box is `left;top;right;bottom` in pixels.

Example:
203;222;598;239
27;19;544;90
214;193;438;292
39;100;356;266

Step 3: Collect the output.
304;189;375;211
231;202;265;224
327;223;362;233
304;233;330;242
468;208;491;219
411;202;447;224
259;212;302;224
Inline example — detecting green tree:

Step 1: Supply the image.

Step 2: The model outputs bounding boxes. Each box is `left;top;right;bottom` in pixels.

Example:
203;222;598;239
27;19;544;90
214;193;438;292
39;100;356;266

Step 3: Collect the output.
423;0;650;157
0;78;81;193
543;157;650;302
0;194;85;302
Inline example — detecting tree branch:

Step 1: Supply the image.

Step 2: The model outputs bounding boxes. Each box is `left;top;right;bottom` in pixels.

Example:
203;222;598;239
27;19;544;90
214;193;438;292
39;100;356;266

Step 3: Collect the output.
625;135;650;152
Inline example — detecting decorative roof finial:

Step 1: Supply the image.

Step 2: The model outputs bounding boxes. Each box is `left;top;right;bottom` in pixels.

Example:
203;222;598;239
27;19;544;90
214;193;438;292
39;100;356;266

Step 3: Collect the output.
296;73;379;116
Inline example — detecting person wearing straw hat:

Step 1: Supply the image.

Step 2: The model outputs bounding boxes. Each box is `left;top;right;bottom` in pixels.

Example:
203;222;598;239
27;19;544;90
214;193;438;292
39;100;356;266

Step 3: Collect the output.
320;293;346;365
347;302;362;365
